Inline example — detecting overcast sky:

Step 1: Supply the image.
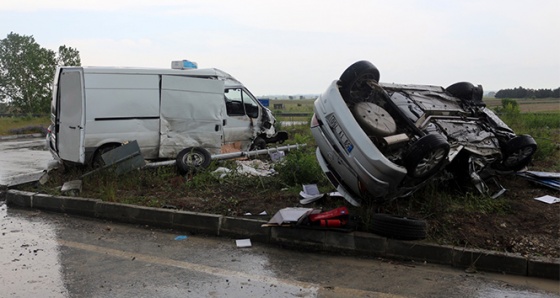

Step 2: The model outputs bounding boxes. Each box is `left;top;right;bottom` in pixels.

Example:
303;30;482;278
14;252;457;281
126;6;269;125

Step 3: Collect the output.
1;0;558;96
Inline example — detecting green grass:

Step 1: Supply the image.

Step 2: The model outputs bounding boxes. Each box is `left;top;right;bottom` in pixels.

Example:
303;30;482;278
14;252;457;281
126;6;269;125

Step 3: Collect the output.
0;116;50;135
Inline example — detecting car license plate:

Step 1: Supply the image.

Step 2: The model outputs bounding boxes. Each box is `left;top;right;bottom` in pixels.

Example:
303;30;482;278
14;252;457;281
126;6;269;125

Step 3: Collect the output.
326;113;353;154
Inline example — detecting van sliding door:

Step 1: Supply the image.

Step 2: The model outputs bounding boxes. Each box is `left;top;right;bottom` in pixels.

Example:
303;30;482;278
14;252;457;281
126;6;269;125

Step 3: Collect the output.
57;69;86;164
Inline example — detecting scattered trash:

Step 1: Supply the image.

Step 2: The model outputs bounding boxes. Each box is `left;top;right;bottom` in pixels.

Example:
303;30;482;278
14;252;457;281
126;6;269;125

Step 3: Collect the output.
60;180;82;196
243;211;268;216
236;239;252;248
533;195;560;204
174;235;188;241
213;167;232;179
269;150;285;162
236;160;275;176
308;207;349;228
517;171;560;191
299;184;342;204
265;207;315;226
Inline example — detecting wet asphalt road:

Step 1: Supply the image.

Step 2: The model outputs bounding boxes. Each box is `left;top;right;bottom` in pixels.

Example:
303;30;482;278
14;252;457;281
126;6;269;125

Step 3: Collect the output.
0;137;54;187
1;206;559;298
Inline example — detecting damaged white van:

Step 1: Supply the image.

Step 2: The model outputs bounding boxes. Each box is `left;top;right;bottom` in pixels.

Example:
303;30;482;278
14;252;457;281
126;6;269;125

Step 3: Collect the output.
46;66;287;167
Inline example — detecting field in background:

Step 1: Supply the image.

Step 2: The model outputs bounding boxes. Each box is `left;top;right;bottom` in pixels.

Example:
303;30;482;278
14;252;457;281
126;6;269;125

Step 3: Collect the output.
483;97;559;113
2;98;558;136
0;116;50;136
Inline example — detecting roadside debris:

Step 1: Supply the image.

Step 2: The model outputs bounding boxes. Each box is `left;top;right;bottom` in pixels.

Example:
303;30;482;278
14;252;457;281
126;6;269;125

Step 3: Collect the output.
60;180;82;196
265;207;315;226
235;239;252;248
308;207;349;228
299;184;342;205
517;171;560;191
533;195;560;204
263;206;352;229
174;235;188;241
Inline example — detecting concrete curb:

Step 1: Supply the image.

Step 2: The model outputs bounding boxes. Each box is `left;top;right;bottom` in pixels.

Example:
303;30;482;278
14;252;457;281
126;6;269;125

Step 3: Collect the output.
2;189;559;280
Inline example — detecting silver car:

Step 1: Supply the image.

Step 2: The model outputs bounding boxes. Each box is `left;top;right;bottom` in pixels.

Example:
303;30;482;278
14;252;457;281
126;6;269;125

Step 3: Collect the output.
311;60;537;206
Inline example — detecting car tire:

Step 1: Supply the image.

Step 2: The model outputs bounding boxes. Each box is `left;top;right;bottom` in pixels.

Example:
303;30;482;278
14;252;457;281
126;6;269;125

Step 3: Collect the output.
404;134;450;178
250;137;267;151
446;82;483;103
339;60;381;104
92;143;120;168
500;135;537;171
176;147;212;175
371;213;427;240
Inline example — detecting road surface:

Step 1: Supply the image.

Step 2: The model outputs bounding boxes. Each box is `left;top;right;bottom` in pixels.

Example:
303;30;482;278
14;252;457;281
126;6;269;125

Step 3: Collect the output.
1;206;558;298
0;137;54;187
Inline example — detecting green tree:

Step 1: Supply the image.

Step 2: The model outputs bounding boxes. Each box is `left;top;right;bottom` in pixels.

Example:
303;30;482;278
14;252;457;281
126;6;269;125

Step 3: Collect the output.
0;32;81;114
56;45;81;66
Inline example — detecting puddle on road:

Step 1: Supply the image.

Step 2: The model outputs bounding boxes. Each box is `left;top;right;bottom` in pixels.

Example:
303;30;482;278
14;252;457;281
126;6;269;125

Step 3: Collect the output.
0;204;68;297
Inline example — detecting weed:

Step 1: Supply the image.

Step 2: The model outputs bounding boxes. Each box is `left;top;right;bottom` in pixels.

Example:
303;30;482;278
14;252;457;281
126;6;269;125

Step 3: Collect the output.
274;148;328;186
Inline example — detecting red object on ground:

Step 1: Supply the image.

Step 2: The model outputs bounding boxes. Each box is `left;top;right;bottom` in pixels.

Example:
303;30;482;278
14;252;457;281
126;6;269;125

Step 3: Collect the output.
308;206;349;222
319;219;348;227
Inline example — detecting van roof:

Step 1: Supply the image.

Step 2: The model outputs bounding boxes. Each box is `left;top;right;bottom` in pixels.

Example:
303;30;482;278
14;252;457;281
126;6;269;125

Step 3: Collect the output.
61;66;244;88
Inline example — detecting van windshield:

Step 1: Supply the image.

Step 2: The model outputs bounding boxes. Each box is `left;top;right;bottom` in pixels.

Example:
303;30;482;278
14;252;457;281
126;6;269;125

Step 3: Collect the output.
224;88;259;118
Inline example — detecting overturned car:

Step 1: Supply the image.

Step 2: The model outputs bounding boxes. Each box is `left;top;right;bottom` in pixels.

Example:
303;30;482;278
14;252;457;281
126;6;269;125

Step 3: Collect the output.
311;60;537;206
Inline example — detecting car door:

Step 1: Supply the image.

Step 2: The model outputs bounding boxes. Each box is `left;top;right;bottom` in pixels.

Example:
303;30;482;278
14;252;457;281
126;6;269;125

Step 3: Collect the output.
223;88;259;148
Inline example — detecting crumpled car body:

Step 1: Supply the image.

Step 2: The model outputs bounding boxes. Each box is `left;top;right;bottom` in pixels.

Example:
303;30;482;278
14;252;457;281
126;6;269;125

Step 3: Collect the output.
311;60;537;206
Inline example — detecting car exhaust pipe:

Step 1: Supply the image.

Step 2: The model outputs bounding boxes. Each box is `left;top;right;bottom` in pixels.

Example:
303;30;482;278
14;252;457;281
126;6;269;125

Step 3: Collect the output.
382;133;409;146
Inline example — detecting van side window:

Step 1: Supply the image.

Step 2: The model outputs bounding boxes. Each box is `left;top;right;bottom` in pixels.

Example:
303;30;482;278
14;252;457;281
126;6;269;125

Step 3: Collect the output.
225;88;259;118
225;88;245;116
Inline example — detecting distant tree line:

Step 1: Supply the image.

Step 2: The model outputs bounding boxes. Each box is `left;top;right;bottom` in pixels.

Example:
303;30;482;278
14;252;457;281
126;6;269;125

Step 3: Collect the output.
0;32;81;115
495;87;560;99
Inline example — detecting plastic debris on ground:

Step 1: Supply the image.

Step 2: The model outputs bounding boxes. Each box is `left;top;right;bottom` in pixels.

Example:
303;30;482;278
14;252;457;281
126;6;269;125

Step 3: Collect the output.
308;207;350;228
243;211;267;216
264;207;316;226
235;239;252;248
212;160;276;178
517;171;560;191
534;195;560;204
299;184;342;204
174;235;188;241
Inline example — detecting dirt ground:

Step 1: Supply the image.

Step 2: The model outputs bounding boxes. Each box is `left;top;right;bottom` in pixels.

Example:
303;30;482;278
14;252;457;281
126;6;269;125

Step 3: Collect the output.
142;157;559;259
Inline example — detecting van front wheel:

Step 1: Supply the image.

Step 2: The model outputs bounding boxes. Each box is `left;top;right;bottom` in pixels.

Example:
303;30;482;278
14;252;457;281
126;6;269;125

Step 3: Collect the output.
176;147;212;175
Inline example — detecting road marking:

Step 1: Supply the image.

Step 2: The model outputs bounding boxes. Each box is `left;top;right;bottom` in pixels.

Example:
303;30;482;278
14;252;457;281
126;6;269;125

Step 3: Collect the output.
59;239;405;298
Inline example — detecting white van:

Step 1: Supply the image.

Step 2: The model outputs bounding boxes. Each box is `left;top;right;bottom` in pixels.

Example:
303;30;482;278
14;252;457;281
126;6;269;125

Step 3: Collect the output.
46;66;288;166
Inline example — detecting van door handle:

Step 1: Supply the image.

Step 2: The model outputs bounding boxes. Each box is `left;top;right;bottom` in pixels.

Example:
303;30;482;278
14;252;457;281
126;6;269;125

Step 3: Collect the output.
215;124;220;131
69;126;76;129
223;119;227;126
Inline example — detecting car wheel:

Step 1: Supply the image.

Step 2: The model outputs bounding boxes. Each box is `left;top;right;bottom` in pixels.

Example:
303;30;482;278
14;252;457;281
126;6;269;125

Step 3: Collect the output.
176;147;212;175
339;60;381;104
404;134;450;178
446;82;483;103
250;137;267;151
500;135;537;171
371;213;427;240
92;144;120;168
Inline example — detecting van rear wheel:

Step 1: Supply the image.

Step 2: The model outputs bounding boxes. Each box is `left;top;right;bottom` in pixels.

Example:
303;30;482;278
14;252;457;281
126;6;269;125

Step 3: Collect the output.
176;147;212;175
